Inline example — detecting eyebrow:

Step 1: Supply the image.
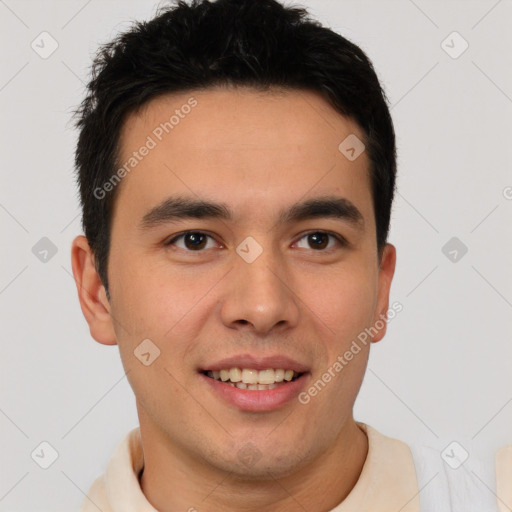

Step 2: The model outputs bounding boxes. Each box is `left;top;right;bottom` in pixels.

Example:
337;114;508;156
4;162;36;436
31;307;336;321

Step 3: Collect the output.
140;195;365;231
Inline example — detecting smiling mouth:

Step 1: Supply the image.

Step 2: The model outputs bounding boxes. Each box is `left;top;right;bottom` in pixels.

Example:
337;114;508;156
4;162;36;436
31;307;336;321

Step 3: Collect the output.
202;368;304;390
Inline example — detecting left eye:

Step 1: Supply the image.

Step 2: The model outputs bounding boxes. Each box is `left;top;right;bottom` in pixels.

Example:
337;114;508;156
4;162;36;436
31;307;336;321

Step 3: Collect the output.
165;231;345;251
295;231;345;251
166;231;218;251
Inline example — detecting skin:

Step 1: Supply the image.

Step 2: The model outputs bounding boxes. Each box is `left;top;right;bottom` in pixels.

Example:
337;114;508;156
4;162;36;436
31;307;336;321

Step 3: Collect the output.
72;86;396;512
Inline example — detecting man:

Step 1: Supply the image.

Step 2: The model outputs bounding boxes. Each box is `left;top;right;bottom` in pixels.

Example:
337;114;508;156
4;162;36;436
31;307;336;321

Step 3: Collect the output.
70;0;502;510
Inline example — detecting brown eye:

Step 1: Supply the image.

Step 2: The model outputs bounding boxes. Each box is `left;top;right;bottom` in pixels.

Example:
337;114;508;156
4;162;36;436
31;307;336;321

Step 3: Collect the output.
295;231;345;251
166;231;216;251
307;232;329;250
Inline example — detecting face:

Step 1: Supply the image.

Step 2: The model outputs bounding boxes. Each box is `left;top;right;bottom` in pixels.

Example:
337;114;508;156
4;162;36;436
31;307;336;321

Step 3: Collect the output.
74;86;395;478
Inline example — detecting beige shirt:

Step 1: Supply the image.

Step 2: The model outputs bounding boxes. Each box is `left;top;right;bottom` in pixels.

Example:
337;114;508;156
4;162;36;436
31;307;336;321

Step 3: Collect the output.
80;422;420;512
496;445;512;512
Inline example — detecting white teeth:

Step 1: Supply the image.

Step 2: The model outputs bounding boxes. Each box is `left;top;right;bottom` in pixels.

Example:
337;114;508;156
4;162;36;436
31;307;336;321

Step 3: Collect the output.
206;367;302;386
241;369;259;384
284;369;294;381
274;369;285;382
258;369;275;384
229;368;242;382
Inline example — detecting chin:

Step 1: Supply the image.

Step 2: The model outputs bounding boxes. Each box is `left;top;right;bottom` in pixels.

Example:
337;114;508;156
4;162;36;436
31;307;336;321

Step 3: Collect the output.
206;442;312;481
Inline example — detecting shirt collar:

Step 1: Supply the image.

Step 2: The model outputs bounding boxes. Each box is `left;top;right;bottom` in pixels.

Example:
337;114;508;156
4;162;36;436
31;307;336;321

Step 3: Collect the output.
91;422;419;512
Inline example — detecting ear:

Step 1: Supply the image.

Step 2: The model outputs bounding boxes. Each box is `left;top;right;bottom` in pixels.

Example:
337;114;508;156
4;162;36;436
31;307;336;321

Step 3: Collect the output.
71;235;117;345
371;243;397;343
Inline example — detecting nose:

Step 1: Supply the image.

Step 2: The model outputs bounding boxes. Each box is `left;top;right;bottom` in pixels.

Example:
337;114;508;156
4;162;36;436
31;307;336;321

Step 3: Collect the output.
219;243;300;336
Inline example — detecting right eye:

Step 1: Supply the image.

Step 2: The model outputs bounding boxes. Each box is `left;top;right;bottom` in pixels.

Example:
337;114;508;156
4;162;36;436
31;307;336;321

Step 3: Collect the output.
165;231;220;251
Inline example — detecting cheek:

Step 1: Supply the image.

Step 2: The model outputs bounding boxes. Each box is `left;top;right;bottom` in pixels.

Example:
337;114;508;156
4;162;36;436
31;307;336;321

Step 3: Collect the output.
108;257;217;374
108;269;201;411
302;265;377;339
109;252;193;335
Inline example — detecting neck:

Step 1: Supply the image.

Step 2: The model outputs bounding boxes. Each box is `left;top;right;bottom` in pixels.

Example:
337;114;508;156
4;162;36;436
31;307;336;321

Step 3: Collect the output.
138;416;368;512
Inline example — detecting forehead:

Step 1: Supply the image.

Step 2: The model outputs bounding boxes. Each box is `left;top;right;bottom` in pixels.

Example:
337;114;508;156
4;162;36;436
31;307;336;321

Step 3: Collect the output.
113;86;373;227
121;85;366;155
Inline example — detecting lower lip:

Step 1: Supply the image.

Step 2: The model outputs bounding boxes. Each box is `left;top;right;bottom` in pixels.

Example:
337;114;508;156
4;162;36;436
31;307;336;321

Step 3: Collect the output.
200;373;309;412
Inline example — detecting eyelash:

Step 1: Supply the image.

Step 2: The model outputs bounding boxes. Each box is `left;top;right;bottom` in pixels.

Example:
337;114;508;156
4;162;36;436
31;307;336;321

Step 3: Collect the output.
164;230;348;252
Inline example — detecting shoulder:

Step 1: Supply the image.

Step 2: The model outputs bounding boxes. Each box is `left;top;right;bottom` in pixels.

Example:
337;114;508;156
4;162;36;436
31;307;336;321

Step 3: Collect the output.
358;423;501;512
409;441;500;512
495;445;512;512
356;422;417;476
80;427;142;512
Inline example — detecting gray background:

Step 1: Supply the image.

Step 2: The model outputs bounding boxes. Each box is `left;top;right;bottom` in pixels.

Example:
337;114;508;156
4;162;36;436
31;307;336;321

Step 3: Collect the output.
1;0;511;510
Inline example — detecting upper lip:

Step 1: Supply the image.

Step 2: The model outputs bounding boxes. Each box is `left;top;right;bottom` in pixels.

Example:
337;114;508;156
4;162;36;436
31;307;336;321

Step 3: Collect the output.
200;354;309;373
